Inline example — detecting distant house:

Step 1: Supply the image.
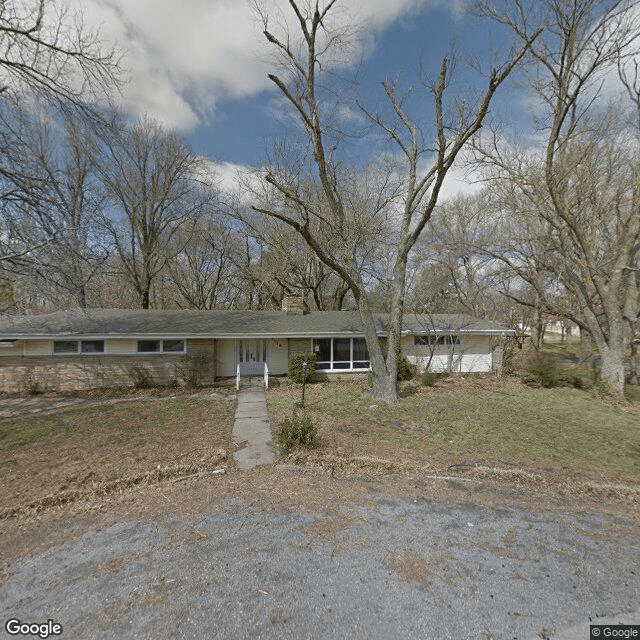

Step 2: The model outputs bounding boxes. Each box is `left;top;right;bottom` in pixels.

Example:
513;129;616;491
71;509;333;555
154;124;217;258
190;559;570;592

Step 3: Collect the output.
0;297;515;392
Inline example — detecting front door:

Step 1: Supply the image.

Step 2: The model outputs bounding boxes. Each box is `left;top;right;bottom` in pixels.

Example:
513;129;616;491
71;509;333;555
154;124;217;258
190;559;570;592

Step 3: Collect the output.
238;339;267;375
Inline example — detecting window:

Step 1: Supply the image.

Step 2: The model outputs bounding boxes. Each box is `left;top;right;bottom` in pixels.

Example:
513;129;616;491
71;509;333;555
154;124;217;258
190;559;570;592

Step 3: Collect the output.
80;340;104;353
332;338;351;369
162;339;185;353
414;335;460;347
312;338;370;371
352;338;369;368
54;340;79;354
137;339;185;354
138;340;160;353
313;338;331;369
53;340;104;354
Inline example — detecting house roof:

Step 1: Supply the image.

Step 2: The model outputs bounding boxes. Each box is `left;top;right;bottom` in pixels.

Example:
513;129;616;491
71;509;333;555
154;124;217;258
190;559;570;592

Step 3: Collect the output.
0;309;515;340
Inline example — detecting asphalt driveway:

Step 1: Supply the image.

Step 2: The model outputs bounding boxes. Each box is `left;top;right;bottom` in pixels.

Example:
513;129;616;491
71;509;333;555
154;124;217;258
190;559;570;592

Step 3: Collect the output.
1;472;639;640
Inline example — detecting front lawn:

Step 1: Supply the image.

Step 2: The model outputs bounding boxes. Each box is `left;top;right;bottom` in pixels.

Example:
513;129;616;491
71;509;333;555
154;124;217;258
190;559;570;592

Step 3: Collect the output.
0;393;234;517
267;376;640;483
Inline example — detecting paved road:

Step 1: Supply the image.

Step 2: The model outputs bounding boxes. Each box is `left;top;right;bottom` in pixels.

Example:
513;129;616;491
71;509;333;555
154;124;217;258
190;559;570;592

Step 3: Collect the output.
1;474;638;640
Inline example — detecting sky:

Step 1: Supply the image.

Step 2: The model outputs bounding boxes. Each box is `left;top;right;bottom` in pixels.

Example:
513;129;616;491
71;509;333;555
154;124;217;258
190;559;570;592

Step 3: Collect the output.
78;0;523;196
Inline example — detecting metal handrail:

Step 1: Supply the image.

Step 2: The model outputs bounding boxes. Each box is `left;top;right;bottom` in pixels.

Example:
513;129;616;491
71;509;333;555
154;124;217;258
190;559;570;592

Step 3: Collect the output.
263;362;269;389
236;364;240;390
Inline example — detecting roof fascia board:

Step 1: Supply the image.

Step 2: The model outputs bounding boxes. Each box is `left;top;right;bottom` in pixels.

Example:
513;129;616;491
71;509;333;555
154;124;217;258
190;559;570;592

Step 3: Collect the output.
0;328;515;339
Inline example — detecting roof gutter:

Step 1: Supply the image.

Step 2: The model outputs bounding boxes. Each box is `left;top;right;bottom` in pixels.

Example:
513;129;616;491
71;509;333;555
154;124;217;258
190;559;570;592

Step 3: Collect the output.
0;328;517;340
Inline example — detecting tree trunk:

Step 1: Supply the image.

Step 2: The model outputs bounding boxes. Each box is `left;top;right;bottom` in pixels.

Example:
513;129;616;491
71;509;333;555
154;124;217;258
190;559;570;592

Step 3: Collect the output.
356;295;397;402
76;285;87;309
141;287;150;310
599;345;626;396
531;307;545;349
580;300;627;396
371;370;397;402
579;327;592;365
629;340;638;385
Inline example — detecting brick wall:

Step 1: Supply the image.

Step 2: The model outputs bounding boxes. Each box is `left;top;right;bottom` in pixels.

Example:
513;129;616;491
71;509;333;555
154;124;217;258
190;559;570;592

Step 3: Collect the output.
185;339;217;386
0;339;217;392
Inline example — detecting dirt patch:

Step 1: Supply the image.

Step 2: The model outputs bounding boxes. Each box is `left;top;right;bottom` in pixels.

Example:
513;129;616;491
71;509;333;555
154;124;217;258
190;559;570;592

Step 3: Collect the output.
386;549;431;586
305;512;357;537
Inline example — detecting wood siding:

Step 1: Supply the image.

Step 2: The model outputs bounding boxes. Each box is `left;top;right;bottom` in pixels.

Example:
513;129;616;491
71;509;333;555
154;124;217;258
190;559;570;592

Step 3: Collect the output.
403;335;495;374
270;339;289;375
288;338;311;356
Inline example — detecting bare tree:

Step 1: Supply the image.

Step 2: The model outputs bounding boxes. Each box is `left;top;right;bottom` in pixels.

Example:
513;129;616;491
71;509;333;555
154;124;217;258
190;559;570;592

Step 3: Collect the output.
165;215;245;310
0;1;120;268
243;170;393;311
0;0;120;107
98;117;211;309
407;191;503;319
0;107;107;307
476;0;640;394
252;0;538;401
243;222;354;310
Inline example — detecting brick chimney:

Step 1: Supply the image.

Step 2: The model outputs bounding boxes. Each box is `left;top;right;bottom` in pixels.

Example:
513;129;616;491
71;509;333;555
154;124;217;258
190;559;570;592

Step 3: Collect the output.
281;294;305;314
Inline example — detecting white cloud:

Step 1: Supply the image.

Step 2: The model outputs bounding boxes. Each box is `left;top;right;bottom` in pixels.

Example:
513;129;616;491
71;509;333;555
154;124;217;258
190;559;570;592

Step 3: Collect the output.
208;160;254;195
438;166;484;201
76;0;463;131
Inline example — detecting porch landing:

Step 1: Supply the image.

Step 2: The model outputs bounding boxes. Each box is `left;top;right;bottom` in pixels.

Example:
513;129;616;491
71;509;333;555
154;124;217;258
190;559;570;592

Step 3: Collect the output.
232;378;275;470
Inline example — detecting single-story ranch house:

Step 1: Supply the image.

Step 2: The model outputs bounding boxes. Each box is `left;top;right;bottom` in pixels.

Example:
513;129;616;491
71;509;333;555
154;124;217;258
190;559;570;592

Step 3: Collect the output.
0;298;515;392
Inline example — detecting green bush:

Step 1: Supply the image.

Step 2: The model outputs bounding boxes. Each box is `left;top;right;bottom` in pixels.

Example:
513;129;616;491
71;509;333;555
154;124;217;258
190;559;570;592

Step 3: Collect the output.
396;348;415;381
421;371;438;387
275;412;317;451
499;336;520;374
288;352;317;383
523;355;561;388
571;374;585;389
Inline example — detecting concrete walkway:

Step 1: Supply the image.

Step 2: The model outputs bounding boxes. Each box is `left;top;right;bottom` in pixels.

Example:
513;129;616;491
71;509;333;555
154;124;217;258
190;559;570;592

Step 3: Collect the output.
232;378;275;470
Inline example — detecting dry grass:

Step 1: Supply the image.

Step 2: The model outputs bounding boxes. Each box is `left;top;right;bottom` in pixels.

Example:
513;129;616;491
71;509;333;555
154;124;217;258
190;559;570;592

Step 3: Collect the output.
2;368;639;525
386;549;431;587
267;375;640;485
0;393;235;518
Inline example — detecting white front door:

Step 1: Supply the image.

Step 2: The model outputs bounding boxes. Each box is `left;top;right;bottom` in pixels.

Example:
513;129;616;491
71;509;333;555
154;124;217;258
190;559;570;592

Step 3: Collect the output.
238;339;267;375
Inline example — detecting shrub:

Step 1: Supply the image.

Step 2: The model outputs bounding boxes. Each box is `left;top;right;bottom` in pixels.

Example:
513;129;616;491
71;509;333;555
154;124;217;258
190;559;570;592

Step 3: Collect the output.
421;371;438;387
380;341;414;382
396;348;415;381
177;354;208;388
571;374;585;389
128;365;153;389
522;354;561;388
21;368;44;395
288;352;317;383
275;412;317;451
498;336;520;375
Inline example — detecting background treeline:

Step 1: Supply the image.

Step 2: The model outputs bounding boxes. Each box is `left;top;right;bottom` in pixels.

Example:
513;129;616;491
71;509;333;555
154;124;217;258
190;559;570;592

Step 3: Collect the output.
1;0;639;394
0;99;529;320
